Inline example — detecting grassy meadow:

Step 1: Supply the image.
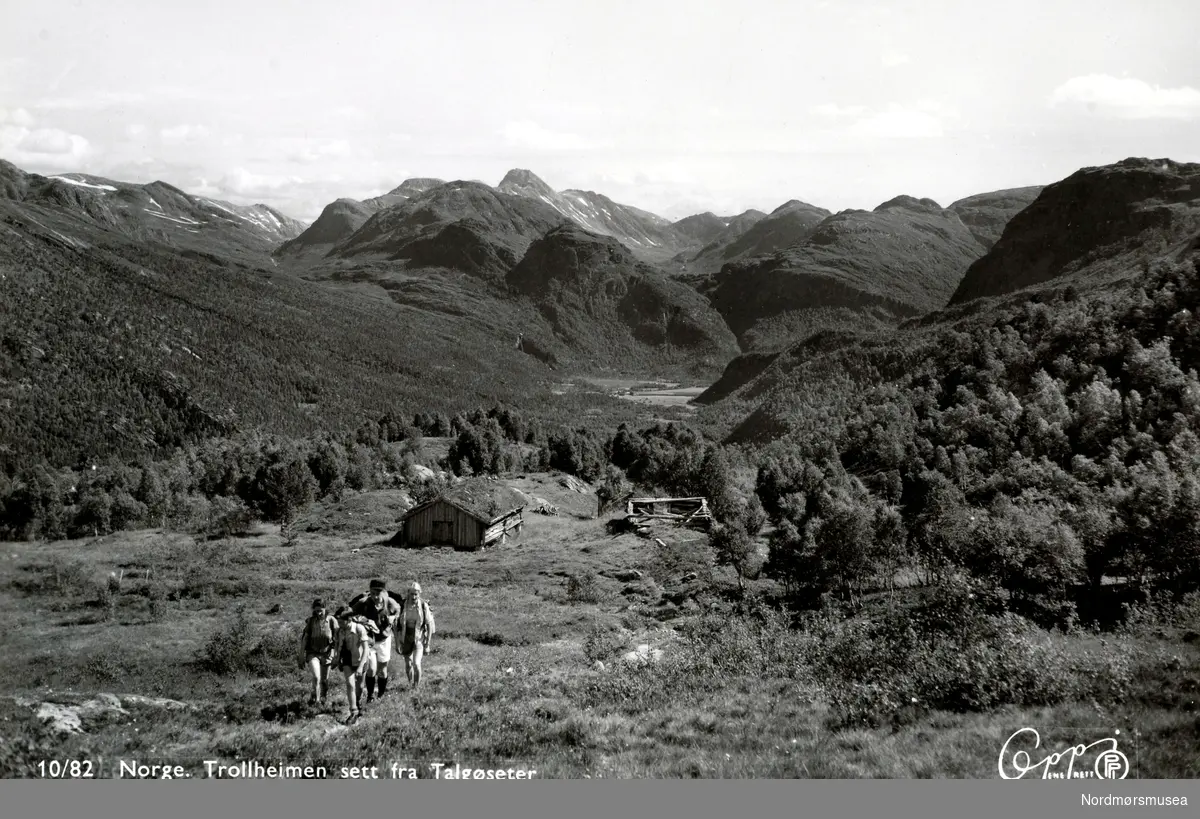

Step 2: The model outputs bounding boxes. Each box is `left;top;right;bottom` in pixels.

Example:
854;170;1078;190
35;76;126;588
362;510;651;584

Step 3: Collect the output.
1;474;1196;779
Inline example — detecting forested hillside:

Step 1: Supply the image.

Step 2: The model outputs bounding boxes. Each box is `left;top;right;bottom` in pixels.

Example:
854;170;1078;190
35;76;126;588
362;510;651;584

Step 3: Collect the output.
695;255;1200;625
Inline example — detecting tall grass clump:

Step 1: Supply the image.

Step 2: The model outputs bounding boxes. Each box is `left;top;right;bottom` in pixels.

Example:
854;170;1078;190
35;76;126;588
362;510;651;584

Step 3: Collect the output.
566;572;604;605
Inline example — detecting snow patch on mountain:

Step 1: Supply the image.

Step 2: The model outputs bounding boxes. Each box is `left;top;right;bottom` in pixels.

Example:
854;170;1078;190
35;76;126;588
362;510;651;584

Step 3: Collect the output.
49;175;117;192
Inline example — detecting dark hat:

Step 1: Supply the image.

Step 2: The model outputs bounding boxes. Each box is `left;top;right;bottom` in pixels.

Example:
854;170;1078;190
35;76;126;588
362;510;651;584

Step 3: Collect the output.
312;598;325;610
334;606;350;619
369;579;387;591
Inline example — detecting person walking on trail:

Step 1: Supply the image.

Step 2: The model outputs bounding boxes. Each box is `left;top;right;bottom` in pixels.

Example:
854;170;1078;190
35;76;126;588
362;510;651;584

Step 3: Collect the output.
398;581;436;691
333;606;371;725
298;598;338;705
348;579;401;702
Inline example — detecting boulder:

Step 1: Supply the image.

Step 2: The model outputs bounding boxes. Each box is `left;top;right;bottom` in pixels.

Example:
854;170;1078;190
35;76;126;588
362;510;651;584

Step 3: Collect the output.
558;475;590;493
621;644;664;665
409;464;436;481
24;692;193;735
602;568;643;582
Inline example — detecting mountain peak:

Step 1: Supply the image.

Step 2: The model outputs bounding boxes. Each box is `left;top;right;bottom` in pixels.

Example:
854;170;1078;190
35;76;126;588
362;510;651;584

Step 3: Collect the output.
1113;156;1191;173
387;177;445;197
671;212;729;244
498;169;557;198
874;195;944;214
146;180;187;196
770;199;825;216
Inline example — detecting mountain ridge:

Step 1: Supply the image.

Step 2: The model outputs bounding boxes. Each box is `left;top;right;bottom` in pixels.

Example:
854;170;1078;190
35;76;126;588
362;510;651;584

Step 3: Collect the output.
0;160;306;265
506;222;739;371
497;169;687;263
683;200;830;275
950;158;1200;305
701;198;985;350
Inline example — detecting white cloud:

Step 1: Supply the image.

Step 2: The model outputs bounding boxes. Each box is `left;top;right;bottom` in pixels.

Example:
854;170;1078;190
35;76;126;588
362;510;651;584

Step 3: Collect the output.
1;110;92;170
811;103;868;119
160;124;212;143
1049;74;1200;120
881;49;911;68
274;137;353;163
811;102;953;140
0;107;36;127
914;99;959;119
35;90;148;110
17;128;84;154
500;120;602;152
847;106;945;139
331;105;368;120
191;178;223;198
217;167;305;198
125;123;147;138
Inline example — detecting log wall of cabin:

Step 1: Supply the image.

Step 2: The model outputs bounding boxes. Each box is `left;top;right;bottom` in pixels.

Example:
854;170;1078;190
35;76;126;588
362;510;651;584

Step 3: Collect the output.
404;500;483;548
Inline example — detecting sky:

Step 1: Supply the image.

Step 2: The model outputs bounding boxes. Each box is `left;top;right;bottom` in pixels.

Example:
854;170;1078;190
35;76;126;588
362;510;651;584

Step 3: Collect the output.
2;0;1199;223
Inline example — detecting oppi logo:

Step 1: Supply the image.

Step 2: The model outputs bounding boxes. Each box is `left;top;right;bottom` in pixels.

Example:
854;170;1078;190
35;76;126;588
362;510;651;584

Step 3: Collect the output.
998;728;1132;780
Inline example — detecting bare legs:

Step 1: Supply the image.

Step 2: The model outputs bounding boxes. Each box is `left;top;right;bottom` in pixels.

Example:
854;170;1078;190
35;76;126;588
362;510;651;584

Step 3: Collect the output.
306;656;329;703
342;667;362;723
404;640;424;690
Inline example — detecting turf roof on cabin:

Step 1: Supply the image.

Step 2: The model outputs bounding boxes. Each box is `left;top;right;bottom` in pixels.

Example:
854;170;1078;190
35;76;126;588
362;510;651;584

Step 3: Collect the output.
432;478;529;521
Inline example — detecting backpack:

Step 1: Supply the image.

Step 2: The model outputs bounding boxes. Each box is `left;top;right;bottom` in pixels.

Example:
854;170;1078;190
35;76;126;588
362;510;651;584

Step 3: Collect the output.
348;592;398;636
337;619;368;668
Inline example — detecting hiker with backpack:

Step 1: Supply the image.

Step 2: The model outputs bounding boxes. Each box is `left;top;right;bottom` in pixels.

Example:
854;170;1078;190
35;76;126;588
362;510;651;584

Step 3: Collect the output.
347;579;402;702
298;598;338;705
398;581;436;691
333;606;372;725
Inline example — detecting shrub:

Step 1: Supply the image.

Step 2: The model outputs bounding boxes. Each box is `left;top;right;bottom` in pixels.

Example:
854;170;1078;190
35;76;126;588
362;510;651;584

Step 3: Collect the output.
566;573;604;605
169;494;213;533
197;604;258;674
249;451;316;523
96;578;118;622
71;488;113;537
207;496;254;538
583;625;628;663
246;627;298;676
1121;590;1200;634
807;585;1137;729
574;607;811;712
0;703;58;777
84;652;127;682
48;556;92;599
710;523;755;591
147;583;166;622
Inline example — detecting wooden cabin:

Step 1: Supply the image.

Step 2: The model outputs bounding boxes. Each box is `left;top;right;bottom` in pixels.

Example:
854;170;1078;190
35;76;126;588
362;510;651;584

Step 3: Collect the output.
625;496;713;531
396;479;526;550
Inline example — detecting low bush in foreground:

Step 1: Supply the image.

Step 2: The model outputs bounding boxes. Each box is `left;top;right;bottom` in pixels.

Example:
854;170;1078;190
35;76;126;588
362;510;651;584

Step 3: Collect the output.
807;583;1137;729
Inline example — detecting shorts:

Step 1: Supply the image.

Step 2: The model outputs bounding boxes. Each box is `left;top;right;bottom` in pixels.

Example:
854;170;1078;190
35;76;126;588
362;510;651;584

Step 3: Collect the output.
305;652;332;664
400;631;423;656
371;634;393;664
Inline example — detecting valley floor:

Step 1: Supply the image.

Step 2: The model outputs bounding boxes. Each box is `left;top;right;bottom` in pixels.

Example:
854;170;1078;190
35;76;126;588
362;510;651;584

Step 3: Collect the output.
0;482;1196;779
